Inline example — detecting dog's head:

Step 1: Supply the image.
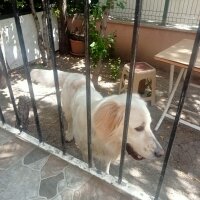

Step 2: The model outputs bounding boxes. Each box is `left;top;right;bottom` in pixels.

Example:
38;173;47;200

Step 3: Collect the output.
93;94;164;160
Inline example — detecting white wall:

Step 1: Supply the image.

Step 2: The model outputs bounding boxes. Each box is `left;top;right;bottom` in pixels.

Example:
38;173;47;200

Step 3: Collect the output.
0;12;59;69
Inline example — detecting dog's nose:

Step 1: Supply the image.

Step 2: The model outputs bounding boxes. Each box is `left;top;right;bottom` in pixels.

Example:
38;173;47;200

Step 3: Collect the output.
154;149;164;158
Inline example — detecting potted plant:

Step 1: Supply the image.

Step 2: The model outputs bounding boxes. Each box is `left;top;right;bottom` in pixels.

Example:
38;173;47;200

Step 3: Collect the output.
67;0;98;56
69;26;85;56
66;0;85;56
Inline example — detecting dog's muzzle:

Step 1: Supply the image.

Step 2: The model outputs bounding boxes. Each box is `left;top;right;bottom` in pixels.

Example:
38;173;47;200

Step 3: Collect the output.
126;143;144;160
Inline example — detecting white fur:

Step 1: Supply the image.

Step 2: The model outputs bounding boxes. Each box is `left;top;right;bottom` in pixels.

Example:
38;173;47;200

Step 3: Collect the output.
31;69;164;173
31;69;67;88
61;72;164;173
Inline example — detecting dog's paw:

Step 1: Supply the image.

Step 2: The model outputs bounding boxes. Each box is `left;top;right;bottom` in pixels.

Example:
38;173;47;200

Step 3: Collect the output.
65;131;74;142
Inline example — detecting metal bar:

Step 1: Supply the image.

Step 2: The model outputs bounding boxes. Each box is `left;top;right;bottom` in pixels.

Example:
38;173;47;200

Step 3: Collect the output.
11;0;42;142
0;106;5;124
44;0;65;153
85;0;92;168
0;45;21;128
118;0;143;184
154;20;200;200
161;0;170;25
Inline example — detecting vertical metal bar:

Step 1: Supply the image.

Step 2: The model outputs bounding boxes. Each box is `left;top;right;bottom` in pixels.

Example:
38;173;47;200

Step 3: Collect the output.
154;20;200;200
118;0;142;184
11;0;42;142
0;45;21;128
161;0;170;25
0;106;5;124
85;0;92;168
44;0;65;153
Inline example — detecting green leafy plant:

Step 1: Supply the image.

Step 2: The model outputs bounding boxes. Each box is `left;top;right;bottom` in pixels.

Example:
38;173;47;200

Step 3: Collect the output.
87;1;125;86
90;33;115;65
89;3;116;66
107;57;121;80
17;0;27;9
67;0;85;16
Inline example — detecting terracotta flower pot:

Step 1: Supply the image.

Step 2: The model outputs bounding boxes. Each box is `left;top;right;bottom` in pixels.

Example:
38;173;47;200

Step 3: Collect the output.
70;39;85;57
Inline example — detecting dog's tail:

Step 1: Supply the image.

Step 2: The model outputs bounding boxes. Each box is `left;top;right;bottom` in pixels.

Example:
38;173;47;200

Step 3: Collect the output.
30;69;68;88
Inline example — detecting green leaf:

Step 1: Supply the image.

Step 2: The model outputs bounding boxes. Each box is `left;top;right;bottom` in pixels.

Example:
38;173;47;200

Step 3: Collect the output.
90;42;96;47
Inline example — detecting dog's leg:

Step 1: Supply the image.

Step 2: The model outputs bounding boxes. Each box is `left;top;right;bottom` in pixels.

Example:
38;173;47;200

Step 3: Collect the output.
62;113;73;142
94;159;111;174
102;160;111;174
82;153;88;163
81;152;96;168
105;161;111;174
65;117;73;142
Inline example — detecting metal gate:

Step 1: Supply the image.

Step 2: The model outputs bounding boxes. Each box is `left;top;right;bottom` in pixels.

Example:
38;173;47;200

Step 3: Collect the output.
0;0;199;199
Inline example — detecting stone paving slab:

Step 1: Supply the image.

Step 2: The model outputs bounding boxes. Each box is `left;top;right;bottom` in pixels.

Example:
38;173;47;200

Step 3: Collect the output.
41;155;68;179
0;129;15;145
40;172;65;199
0;128;135;200
0;159;40;200
0;136;34;170
72;176;133;200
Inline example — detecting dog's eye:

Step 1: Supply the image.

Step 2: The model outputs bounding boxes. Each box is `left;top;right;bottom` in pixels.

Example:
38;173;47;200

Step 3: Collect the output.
135;125;144;132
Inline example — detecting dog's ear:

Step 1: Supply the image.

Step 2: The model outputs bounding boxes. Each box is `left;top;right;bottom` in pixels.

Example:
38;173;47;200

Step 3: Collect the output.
93;101;124;139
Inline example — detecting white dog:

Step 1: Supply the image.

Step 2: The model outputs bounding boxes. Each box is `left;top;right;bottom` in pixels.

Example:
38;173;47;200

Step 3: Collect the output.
31;69;164;173
61;72;164;173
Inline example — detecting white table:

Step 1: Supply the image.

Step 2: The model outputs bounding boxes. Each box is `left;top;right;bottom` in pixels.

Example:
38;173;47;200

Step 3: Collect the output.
154;39;200;131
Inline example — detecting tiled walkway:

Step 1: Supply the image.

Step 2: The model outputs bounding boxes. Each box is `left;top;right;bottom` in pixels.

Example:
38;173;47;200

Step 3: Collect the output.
0;128;133;200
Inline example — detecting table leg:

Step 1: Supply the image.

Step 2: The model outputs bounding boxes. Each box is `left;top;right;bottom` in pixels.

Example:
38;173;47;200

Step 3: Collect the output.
155;68;185;131
183;70;187;80
169;64;174;96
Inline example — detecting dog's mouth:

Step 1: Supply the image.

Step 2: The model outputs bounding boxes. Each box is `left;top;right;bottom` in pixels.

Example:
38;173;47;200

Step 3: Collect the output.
126;143;144;160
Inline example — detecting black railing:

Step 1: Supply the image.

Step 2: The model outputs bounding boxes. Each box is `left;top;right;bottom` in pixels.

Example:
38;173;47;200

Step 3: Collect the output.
0;0;199;199
85;0;93;168
0;105;5;124
44;0;66;153
118;0;142;184
11;0;43;142
154;20;200;200
0;45;21;129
